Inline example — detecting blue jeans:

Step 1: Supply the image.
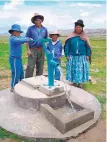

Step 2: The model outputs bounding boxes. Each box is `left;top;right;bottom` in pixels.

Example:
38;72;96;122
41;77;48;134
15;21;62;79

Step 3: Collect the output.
54;59;61;80
9;57;24;88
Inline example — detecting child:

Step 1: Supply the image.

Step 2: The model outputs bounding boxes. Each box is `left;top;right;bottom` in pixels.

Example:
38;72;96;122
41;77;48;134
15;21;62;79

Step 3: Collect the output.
47;31;62;80
8;24;33;92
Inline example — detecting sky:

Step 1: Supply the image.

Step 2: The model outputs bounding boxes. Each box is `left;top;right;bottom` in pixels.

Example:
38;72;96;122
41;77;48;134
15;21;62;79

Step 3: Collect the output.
0;0;106;33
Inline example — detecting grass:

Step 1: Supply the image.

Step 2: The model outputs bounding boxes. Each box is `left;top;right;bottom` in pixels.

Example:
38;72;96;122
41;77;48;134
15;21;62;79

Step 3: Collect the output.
0;36;106;141
83;39;106;96
0;127;62;142
96;95;106;119
0;128;22;141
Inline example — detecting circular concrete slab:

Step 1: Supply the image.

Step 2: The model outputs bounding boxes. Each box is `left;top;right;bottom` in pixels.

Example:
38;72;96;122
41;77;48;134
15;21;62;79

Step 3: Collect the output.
0;83;101;140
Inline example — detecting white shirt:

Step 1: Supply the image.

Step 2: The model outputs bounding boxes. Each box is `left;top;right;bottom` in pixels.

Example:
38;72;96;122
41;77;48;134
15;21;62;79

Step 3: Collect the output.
52;39;59;45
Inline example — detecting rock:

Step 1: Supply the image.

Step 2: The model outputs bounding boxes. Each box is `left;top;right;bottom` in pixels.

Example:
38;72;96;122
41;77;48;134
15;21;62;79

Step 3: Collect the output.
90;76;97;84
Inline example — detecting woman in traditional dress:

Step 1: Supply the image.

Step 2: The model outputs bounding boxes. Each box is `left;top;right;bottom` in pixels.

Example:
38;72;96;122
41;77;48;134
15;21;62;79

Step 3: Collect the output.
64;19;92;88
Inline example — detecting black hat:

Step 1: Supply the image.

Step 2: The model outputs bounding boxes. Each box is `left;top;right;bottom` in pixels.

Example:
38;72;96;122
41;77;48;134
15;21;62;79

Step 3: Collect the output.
75;19;85;27
31;13;44;24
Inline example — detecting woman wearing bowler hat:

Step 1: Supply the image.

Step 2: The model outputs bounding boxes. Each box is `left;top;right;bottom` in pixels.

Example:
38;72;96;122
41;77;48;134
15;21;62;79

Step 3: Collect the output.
64;19;92;88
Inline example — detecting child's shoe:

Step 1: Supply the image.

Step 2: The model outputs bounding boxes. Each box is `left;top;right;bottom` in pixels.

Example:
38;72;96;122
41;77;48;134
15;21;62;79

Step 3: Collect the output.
10;88;14;92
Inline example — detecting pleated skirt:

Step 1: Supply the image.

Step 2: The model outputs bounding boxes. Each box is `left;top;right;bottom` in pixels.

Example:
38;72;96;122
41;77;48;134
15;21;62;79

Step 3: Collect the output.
66;55;89;83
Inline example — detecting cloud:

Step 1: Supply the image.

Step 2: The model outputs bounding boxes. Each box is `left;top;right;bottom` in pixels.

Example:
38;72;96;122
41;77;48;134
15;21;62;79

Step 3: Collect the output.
0;0;106;33
80;12;89;17
78;3;102;8
92;16;106;24
0;0;25;21
0;0;75;31
80;9;84;12
2;0;24;10
70;3;102;8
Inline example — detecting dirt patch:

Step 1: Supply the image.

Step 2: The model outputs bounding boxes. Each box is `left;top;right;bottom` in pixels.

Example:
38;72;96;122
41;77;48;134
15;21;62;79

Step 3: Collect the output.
0;139;16;142
67;120;106;142
0;78;10;90
0;70;11;90
0;70;11;77
0;67;48;90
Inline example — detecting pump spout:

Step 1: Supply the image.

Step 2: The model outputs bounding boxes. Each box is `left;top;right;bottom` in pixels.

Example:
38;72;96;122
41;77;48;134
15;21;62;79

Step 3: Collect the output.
47;59;59;87
33;38;59;87
47;56;59;87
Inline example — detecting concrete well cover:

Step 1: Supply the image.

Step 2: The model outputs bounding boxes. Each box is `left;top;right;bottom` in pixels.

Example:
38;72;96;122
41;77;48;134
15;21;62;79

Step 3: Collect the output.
0;76;101;140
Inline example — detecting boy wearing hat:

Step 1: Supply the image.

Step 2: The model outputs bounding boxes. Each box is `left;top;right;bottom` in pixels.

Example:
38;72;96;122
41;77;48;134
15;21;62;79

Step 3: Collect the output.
25;13;48;78
8;24;33;92
47;31;62;80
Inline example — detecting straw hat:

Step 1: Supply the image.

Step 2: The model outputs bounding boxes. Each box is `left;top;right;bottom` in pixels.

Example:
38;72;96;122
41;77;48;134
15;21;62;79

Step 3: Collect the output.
31;13;44;24
49;30;60;37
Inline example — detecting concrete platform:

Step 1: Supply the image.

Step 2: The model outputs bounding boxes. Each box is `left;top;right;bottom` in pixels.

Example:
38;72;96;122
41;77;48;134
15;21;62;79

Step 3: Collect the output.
0;81;101;140
14;77;66;110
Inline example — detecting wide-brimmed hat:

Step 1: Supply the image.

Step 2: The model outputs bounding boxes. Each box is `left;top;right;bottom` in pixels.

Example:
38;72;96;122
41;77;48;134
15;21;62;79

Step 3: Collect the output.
31;13;44;24
75;19;85;27
8;24;23;34
49;30;60;37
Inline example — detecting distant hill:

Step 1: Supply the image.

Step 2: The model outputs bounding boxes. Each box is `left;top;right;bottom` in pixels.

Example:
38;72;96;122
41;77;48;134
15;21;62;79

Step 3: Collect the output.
0;29;106;37
57;29;106;36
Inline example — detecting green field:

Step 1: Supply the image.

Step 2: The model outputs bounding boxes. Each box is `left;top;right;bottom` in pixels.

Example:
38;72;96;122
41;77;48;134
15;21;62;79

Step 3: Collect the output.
0;37;106;95
0;36;106;141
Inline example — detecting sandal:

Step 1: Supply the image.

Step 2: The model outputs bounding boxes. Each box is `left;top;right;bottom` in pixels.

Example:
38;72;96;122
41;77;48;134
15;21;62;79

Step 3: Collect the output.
72;83;78;87
68;83;73;86
78;84;82;88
